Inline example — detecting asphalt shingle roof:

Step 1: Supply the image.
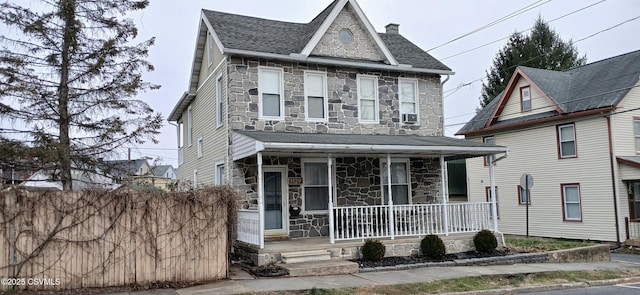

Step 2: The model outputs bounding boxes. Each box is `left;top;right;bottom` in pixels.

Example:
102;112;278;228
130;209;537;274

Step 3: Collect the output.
152;165;173;177
458;50;640;135
202;1;450;71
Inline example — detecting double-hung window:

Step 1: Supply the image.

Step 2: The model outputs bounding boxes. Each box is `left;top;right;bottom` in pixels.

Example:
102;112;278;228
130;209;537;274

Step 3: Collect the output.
216;74;223;127
521;86;531;112
197;136;203;158
399;79;419;122
187;105;193;146
562;184;582;221
304;72;327;121
303;161;330;212
634;118;640;153
259;68;284;120
215;160;225;185
557;123;577;158
381;159;410;205
358;75;378;123
629;182;640;221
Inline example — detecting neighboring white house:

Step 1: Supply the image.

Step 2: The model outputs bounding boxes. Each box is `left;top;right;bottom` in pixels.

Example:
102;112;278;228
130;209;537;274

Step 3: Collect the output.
458;50;640;243
153;165;176;180
21;167;119;191
168;0;508;259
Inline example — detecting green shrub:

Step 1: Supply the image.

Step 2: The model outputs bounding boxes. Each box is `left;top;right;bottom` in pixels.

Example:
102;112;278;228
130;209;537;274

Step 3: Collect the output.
361;239;386;262
474;229;498;253
420;234;446;260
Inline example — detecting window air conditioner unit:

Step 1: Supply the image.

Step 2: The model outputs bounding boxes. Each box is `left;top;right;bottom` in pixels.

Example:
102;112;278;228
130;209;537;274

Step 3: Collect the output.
402;113;418;124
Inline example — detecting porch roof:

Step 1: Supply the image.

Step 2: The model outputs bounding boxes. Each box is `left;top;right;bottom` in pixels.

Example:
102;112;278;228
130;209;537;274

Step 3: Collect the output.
233;131;508;161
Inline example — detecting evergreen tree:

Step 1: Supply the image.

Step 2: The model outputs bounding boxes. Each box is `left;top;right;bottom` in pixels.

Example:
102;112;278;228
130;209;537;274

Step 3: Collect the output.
480;17;586;107
0;0;162;190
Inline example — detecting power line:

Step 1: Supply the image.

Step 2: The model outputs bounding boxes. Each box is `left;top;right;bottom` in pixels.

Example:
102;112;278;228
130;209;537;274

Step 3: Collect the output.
440;0;607;61
426;0;551;52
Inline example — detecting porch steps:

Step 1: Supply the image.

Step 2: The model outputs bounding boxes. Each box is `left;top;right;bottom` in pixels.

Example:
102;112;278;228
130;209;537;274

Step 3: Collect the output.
280;250;331;264
281;260;359;277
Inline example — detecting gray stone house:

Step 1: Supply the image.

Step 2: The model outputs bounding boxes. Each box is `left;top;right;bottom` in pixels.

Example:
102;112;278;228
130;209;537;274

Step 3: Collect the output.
168;0;508;255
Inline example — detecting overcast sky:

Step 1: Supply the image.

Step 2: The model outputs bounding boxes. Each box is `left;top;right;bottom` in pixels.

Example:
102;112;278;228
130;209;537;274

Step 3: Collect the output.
123;0;639;166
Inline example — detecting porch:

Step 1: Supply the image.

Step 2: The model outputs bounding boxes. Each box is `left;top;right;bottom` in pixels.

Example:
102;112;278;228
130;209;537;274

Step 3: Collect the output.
233;131;508;255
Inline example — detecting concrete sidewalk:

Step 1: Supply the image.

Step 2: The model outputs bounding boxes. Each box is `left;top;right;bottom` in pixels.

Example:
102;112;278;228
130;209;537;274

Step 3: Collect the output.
149;260;639;295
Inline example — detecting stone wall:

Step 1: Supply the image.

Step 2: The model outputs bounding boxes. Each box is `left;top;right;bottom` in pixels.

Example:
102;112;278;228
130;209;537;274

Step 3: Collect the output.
227;58;443;136
311;4;383;61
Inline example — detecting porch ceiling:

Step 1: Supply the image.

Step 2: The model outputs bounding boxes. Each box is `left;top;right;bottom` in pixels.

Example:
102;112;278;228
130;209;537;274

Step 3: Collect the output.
233;131;508;161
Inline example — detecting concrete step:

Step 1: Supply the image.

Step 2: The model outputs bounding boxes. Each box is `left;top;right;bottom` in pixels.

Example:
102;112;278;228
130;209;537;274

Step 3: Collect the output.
281;260;359;277
281;250;331;264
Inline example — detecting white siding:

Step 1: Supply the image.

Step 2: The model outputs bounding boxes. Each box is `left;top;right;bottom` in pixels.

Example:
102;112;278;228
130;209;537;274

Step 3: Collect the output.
467;116;619;241
498;78;556;121
612;80;640;156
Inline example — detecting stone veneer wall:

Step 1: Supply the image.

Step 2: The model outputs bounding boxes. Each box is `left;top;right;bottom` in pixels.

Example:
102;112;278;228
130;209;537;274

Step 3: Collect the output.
311;4;383;61
227;57;443;136
232;156;442;239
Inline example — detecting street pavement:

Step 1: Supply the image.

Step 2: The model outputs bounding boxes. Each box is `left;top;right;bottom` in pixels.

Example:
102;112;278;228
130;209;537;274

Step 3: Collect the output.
102;254;640;295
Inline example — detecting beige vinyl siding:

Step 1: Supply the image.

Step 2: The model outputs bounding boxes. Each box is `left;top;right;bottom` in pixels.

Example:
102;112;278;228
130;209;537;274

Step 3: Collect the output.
467;116;618;241
177;58;228;185
498;78;557;122
198;32;225;87
612;80;640;156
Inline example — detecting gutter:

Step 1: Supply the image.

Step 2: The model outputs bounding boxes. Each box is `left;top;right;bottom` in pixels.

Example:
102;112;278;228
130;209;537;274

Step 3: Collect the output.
223;48;455;76
261;142;509;154
167;92;196;122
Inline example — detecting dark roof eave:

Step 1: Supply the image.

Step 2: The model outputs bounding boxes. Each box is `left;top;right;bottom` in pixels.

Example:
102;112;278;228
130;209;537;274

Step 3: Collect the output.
456;106;615;136
168;92;196;122
224;48;454;75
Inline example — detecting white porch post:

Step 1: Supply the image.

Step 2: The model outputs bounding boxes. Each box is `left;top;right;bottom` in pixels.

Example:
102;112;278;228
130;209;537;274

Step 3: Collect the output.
257;152;265;249
328;155;335;244
386;154;395;240
441;155;449;236
489;154;498;232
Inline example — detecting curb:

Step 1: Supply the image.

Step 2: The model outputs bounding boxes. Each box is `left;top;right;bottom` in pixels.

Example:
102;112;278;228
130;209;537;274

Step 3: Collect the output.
359;253;547;273
440;276;640;295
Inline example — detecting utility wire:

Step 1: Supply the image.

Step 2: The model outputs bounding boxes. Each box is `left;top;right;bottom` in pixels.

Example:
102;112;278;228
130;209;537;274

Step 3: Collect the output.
426;0;551;52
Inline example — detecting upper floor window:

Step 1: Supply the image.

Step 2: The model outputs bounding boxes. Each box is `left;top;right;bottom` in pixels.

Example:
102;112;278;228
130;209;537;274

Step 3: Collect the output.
483;136;494;166
562;183;582;221
304;72;328;121
187;105;193;146
520;86;531;112
557;123;577;158
399;79;419;124
381;159;411;205
258;67;284;120
216;74;224;128
358;75;378;123
207;32;213;67
634;118;640;153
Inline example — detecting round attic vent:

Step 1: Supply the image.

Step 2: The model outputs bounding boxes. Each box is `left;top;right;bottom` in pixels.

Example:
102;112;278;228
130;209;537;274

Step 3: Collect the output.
339;29;353;44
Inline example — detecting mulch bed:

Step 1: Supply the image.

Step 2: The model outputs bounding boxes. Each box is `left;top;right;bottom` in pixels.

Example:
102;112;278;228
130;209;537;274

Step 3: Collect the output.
354;249;514;268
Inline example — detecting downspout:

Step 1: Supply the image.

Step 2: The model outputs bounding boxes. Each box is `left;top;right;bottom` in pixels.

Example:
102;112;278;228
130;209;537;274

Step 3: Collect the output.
606;116;622;247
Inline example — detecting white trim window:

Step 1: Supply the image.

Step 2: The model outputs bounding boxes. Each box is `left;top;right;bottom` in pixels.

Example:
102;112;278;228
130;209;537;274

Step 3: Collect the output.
381;159;411;205
258;67;284;120
562;184;582;221
187;105;193;147
399;78;419;123
197;136;203;158
357;75;378;123
304;71;328;121
207;32;213;67
303;160;331;212
634;118;640;153
193;169;198;189
215;160;225;185
216;74;224;128
558;123;577;158
521;86;531;112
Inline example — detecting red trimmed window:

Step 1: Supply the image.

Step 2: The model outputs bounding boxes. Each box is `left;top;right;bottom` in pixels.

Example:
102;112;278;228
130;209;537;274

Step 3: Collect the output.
561;183;582;222
520;86;531;112
557;123;577;159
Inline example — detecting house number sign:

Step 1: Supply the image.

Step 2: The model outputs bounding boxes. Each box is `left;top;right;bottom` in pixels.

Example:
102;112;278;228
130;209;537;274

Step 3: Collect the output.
288;177;303;185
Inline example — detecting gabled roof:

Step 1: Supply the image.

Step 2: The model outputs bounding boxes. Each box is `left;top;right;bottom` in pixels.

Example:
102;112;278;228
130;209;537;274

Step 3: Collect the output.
457;50;640;136
152;165;174;177
103;159;149;179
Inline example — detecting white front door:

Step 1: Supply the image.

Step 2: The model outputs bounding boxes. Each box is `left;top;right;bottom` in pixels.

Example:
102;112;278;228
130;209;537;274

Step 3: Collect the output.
263;167;287;236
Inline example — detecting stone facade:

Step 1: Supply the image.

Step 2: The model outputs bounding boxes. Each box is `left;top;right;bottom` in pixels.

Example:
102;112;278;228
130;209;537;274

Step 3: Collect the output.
227;57;443;136
233;155;442;239
311;4;383;61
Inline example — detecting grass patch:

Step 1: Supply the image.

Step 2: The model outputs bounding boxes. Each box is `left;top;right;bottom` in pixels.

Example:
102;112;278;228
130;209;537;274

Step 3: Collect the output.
243;270;640;295
505;235;595;252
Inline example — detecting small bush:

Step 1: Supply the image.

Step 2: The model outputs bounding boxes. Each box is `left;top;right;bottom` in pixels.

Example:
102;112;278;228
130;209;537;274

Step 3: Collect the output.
361;239;386;262
474;229;498;253
421;234;446;260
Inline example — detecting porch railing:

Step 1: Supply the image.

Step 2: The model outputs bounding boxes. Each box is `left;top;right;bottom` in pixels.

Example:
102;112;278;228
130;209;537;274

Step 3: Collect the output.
237;209;260;246
333;202;492;241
